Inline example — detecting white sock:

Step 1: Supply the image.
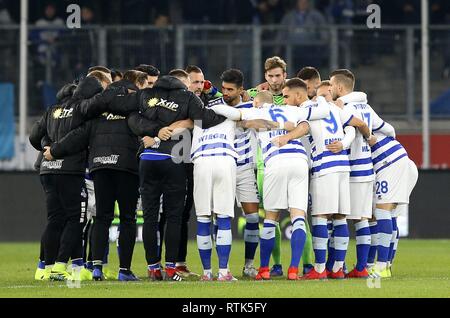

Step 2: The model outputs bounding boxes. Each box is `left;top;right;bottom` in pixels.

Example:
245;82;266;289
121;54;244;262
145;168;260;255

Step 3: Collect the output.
219;268;228;276
376;261;387;271
315;263;326;273
245;259;254;267
333;261;344;273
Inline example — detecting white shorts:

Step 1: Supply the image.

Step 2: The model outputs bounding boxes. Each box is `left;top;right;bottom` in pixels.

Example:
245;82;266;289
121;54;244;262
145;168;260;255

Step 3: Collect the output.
374;157;418;205
85;178;96;219
348;181;374;220
193;156;236;218
236;167;259;207
263;157;309;211
309;172;351;216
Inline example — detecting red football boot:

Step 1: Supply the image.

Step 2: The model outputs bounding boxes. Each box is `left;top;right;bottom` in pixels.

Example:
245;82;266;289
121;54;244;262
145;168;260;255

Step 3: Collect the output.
287;267;300;280
255;267;271;280
346;267;369;278
300;268;327;280
329;268;346;279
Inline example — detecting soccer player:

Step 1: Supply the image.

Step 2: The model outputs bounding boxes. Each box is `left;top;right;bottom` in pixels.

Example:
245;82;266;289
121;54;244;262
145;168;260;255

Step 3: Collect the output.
134;64;160;88
204;70;261;278
270;78;371;279
122;69;227;281
297;66;322;100
329;69;386;278
186;65;222;105
338;92;418;278
31;73;121;281
248;56;315;276
46;70;150;281
241;80;331;280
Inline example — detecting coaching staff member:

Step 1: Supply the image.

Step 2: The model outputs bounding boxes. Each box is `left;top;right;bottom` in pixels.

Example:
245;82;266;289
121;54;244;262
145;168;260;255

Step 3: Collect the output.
125;69;226;280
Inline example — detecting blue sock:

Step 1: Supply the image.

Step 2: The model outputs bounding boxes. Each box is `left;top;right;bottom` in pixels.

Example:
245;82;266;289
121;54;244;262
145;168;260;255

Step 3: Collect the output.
290;216;306;268
260;220;277;268
312;217;328;272
216;215;232;270
375;209;393;263
38;260;45;269
389;217;399;263
355;219;371;271
147;263;161;271
165;262;175;269
367;221;378;264
332;218;349;271
197;217;212;271
244;213;259;263
325;220;334;271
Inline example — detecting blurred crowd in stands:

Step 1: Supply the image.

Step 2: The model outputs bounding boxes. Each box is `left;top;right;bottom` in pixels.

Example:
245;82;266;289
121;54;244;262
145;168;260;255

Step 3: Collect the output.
1;0;450;27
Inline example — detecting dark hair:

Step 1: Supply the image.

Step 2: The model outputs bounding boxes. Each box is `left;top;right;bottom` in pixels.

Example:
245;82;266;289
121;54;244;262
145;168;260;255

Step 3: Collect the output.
283;78;307;90
185;65;203;74
111;69;123;80
123;70;148;87
88;66;111;74
134;64;160;77
297;66;321;81
168;69;189;79
220;69;244;87
330;69;355;89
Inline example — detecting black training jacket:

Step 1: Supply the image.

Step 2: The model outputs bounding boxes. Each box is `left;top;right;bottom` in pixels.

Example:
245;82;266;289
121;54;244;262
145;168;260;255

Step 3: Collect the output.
29;77;124;175
50;79;140;175
115;75;226;158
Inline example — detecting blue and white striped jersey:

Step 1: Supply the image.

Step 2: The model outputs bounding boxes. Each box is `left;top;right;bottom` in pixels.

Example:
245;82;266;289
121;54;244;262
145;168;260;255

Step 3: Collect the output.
241;100;329;167
191;99;238;162
371;122;408;174
234;102;255;170
309;104;354;178
344;101;384;182
209;97;255;170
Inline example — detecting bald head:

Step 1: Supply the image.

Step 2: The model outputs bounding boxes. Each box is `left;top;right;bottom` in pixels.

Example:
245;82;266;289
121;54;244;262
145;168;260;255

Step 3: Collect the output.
253;90;273;108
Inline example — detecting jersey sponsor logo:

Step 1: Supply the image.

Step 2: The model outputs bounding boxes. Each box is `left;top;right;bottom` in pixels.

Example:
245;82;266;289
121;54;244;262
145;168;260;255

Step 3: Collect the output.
93;154;120;165
147;98;179;111
148;97;158;107
102;112;126;120
351;103;369;110
41;159;64;169
198;133;228;143
324;137;342;145
53;107;73;119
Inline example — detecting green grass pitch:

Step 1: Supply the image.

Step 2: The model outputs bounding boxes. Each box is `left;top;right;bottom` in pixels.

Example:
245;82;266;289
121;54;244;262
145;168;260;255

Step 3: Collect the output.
0;240;449;298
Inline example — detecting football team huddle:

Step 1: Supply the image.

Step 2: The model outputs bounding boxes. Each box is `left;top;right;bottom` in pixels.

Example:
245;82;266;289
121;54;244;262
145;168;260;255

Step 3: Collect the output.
31;55;417;282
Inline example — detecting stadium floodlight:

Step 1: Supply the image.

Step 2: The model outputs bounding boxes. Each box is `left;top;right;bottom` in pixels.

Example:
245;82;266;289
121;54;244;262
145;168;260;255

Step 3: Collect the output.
421;0;430;169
